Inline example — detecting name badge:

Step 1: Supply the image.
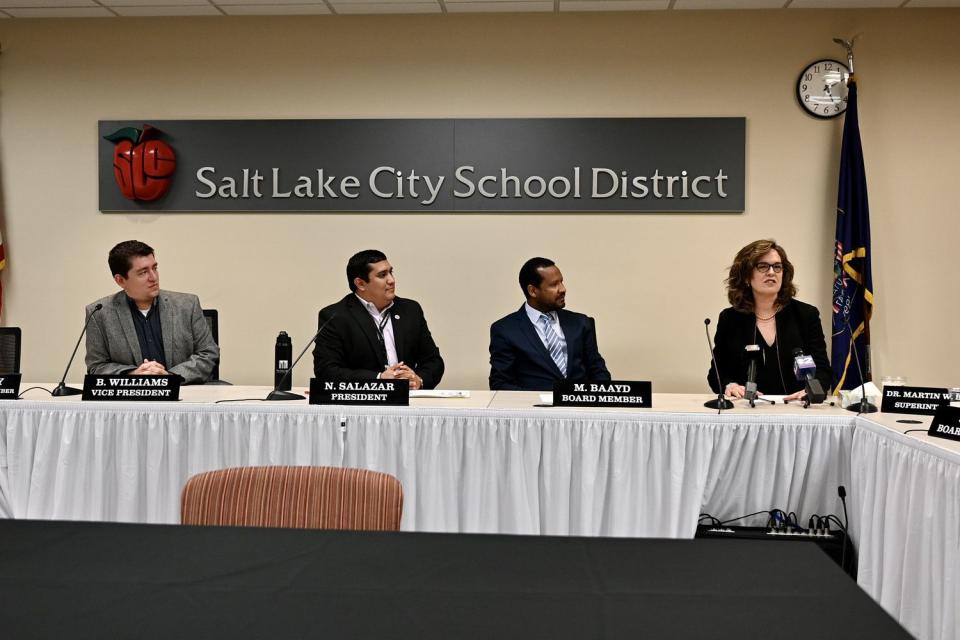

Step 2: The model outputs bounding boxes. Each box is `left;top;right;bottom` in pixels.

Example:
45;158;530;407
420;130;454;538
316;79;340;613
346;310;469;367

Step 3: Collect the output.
82;375;181;401
553;380;652;408
310;378;409;406
881;385;951;416
928;404;960;442
0;373;22;400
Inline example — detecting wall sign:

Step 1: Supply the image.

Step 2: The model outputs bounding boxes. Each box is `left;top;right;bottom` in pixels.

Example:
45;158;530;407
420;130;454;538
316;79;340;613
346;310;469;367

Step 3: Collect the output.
98;118;745;213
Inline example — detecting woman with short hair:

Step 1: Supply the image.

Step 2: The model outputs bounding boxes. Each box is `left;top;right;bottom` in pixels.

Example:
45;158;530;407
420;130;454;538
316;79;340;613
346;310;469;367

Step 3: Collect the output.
708;239;831;402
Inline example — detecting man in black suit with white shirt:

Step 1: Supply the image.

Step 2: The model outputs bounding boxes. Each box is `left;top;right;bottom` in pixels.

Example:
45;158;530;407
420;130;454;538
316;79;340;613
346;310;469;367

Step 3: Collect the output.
313;249;444;390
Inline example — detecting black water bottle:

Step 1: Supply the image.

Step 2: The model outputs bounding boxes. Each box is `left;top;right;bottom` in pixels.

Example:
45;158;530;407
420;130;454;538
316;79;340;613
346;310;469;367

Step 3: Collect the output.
274;331;292;390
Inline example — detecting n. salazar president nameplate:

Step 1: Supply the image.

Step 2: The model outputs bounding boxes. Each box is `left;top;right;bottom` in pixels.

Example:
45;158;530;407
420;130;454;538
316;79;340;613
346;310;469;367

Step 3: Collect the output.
310;379;409;406
553;381;652;408
82;375;181;401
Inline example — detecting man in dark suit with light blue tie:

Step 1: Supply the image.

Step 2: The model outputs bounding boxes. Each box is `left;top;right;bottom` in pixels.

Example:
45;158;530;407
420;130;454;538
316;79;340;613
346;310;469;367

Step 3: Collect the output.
489;257;611;391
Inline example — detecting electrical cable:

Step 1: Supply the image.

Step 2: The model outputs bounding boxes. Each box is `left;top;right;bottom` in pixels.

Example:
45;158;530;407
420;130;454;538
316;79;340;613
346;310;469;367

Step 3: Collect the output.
822;514;851;575
698;514;722;527
17;386;54;399
718;510;773;527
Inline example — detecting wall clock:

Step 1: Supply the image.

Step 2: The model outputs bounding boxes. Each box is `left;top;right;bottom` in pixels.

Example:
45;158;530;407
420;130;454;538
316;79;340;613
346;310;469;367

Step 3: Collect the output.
797;59;850;119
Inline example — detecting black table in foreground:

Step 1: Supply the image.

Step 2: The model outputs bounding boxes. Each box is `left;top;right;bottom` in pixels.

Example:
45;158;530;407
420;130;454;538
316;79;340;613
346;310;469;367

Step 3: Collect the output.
0;520;909;640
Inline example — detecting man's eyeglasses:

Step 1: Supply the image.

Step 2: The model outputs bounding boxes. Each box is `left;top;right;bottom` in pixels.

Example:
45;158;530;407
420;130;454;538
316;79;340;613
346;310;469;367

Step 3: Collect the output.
755;262;783;274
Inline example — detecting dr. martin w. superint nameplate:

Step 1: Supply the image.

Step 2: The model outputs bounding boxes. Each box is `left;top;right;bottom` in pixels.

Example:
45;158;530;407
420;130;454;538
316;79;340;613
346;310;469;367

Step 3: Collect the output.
82;375;181;401
881;385;951;416
553;380;652;408
310;379;409;406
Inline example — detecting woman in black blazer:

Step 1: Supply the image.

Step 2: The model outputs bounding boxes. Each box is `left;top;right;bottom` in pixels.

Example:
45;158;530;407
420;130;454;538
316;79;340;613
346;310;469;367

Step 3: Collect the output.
708;239;831;401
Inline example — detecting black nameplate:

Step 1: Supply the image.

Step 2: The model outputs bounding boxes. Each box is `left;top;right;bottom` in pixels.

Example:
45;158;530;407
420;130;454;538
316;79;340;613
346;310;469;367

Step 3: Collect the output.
0;373;22;400
928;404;960;442
310;379;409;406
82;375;181;401
881;385;951;416
553;380;652;408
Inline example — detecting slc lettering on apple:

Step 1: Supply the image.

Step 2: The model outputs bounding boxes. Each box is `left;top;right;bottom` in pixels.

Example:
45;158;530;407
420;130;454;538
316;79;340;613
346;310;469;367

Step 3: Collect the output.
104;124;176;201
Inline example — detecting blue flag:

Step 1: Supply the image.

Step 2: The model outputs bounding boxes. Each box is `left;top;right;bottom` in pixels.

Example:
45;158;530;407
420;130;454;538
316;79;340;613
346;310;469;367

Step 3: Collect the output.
831;79;874;391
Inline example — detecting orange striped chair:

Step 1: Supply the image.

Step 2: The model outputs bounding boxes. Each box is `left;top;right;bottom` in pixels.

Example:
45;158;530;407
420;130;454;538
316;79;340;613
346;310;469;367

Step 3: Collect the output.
180;466;403;531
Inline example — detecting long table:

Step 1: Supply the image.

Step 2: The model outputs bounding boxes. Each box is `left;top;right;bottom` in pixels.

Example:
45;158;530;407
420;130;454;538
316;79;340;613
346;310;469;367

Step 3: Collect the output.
1;385;957;639
0;519;911;640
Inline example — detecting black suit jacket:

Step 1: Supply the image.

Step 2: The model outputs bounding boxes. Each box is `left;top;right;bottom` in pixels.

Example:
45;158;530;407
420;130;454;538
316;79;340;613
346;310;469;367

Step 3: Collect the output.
489;305;611;391
707;299;832;395
312;294;444;389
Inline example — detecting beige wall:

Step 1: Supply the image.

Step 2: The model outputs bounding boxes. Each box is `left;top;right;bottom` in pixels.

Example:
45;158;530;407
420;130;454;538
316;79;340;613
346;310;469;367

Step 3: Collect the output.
0;9;957;391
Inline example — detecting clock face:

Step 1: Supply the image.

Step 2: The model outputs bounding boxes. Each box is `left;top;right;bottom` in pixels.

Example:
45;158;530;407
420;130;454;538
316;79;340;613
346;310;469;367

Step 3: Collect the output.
797;59;850;119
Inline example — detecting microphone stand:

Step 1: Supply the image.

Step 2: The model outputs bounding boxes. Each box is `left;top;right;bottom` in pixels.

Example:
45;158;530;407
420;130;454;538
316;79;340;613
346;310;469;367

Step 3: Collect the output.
843;316;877;414
744;345;760;408
265;311;338;401
52;304;103;397
703;318;734;413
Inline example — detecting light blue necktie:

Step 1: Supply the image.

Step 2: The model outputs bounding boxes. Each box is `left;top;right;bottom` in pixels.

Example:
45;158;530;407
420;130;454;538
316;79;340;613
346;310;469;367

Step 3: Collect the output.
539;314;567;377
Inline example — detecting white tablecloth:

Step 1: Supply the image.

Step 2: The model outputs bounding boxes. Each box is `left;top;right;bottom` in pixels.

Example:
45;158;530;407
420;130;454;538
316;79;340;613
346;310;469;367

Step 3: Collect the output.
0;396;852;537
851;415;960;640
1;388;957;640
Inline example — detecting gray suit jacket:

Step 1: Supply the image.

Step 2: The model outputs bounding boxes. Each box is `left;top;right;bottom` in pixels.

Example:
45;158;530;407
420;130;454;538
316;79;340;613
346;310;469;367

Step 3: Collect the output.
84;290;219;385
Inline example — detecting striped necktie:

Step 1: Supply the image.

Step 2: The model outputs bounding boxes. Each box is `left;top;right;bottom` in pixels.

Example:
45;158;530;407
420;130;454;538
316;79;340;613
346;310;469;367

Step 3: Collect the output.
373;311;390;366
539;314;567;376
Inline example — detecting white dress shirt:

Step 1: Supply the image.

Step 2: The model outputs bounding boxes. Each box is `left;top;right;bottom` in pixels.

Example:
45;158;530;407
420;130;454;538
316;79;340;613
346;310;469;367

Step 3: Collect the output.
356;295;398;367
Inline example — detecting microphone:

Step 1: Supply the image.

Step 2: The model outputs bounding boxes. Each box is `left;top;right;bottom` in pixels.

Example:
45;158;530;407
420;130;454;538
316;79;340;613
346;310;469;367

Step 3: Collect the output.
703;318;733;412
842;316;877;414
838;485;849;529
744;344;760;407
792;348;826;406
52;303;103;397
837;485;851;575
265;310;338;401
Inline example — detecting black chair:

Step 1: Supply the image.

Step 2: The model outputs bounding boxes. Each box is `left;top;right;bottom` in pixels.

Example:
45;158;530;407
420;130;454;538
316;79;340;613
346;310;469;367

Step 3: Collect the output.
202;310;230;385
0;327;21;373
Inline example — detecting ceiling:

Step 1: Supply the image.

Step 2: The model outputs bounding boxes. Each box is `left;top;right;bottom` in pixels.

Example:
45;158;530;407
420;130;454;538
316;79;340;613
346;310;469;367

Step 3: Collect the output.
0;0;956;19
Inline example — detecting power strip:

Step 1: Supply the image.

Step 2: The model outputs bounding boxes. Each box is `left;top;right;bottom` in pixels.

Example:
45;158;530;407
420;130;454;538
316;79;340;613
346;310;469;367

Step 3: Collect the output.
695;524;856;578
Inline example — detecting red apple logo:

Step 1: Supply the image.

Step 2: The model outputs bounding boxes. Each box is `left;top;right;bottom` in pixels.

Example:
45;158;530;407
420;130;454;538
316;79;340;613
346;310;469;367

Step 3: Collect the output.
104;124;176;201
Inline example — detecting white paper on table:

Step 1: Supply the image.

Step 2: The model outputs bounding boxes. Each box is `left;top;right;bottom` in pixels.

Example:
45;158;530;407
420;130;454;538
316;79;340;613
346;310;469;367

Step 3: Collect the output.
539;393;553;405
740;394;789;405
409;390;471;399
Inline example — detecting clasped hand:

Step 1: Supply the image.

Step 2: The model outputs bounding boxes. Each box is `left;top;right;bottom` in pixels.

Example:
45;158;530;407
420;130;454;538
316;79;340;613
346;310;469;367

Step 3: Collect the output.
380;362;422;390
131;359;168;376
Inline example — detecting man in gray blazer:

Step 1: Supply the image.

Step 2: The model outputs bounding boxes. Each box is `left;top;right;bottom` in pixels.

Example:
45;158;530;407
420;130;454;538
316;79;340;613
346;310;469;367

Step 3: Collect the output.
84;240;219;385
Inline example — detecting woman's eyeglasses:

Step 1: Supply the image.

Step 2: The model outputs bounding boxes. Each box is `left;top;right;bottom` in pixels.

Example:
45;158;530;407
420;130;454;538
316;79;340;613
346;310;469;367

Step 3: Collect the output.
755;262;783;274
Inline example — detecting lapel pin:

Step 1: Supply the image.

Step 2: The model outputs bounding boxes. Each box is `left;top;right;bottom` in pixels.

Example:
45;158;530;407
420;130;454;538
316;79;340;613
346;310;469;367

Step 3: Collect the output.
394;314;400;320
